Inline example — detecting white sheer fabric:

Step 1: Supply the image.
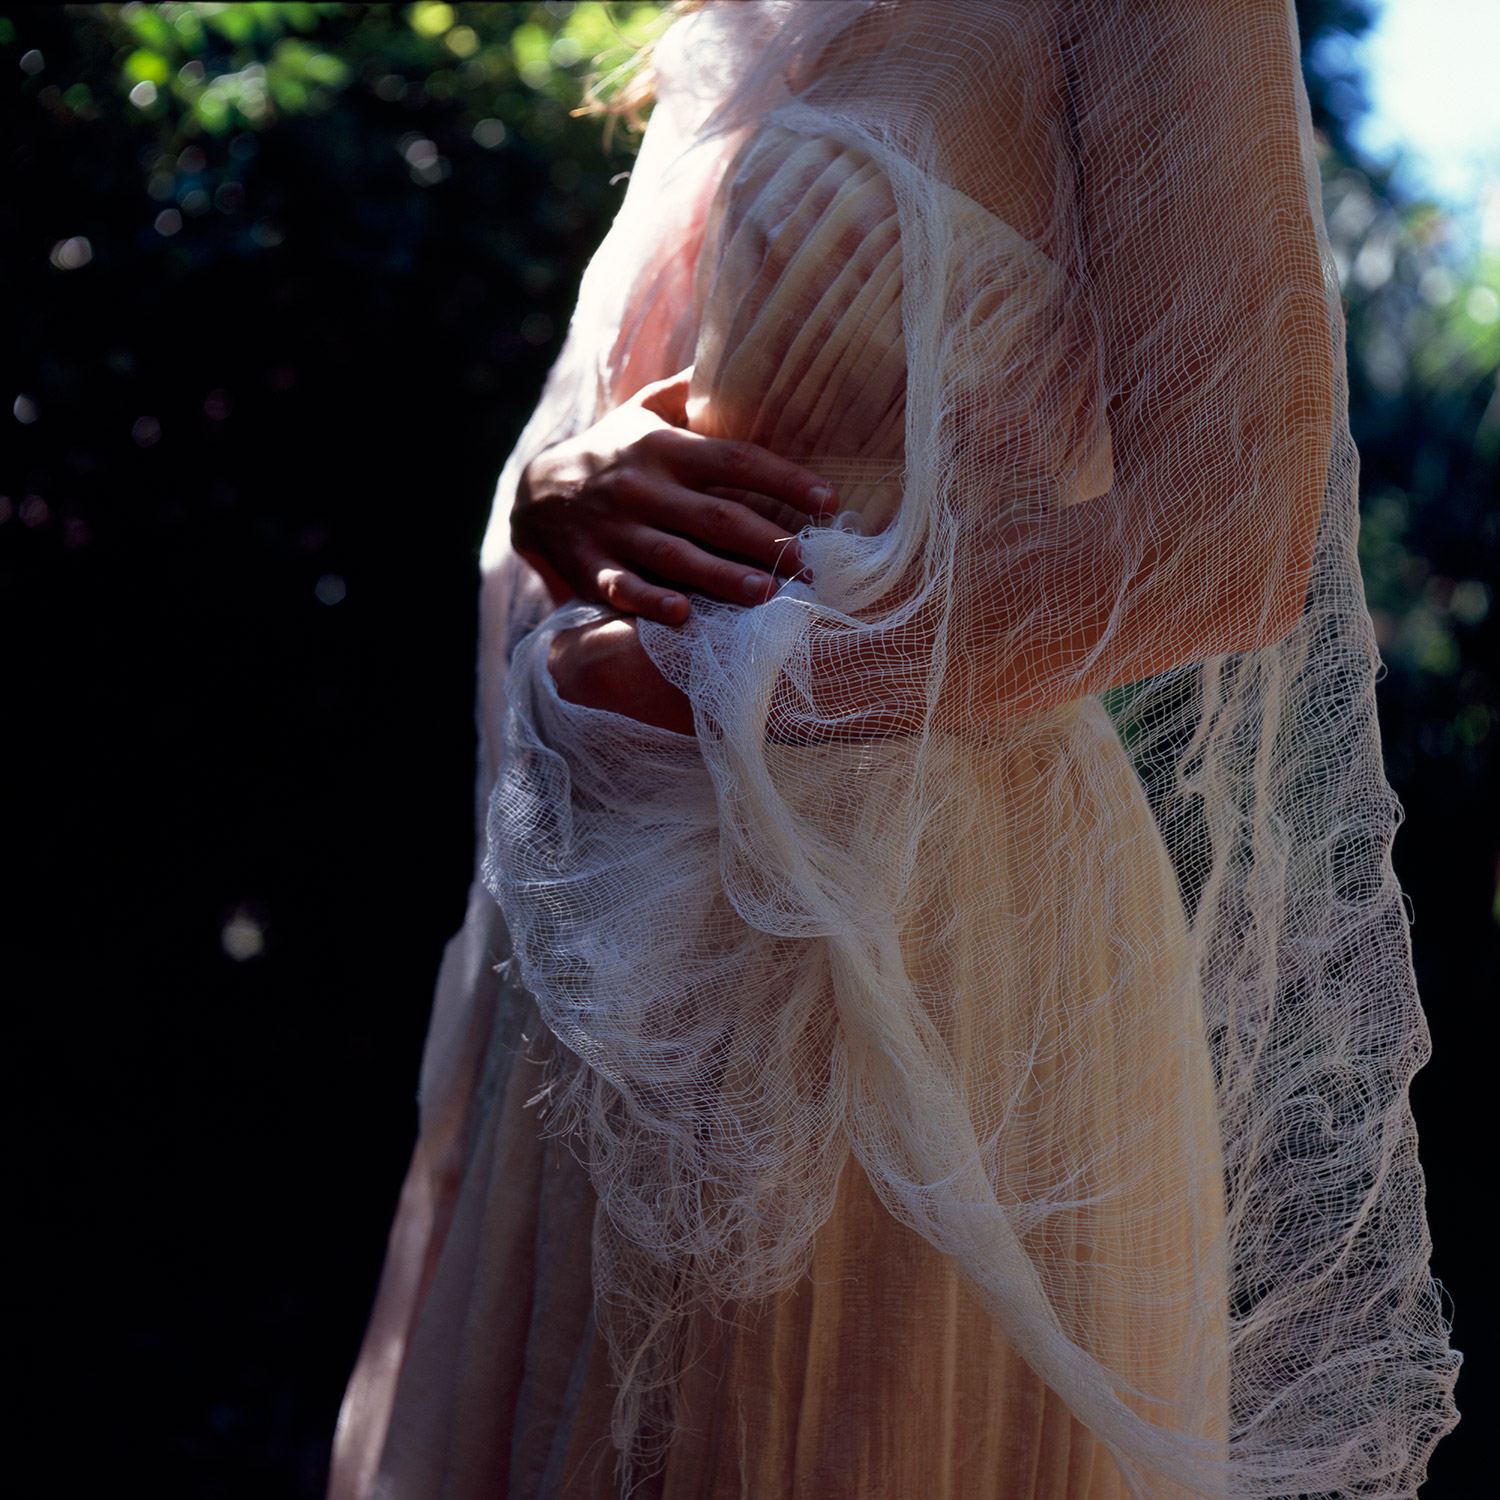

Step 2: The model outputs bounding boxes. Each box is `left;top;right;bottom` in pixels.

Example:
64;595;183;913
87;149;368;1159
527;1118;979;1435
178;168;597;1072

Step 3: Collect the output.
332;4;1458;1497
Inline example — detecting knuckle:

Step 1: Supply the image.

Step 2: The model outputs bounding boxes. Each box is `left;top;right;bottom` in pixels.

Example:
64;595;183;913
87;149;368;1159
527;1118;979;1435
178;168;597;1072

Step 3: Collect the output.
643;533;684;575
721;441;757;481
636;426;673;459
610;468;653;510
700;496;739;543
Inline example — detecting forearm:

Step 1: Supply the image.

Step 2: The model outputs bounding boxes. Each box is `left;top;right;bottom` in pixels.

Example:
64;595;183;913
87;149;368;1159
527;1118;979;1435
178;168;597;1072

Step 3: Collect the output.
774;485;1322;739
548;616;695;736
546;487;1315;745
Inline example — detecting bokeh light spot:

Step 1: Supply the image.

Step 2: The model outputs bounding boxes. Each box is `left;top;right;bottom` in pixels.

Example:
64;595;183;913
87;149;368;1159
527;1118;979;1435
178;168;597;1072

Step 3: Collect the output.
410;3;455;38
1418;267;1455;306
402;134;438;168
20;496;49;527
20;49;44;76
13;394;39;424
50;236;93;270
1451;580;1492;626
129;79;158;109
400;133;449;186
1465;285;1499;325
222;909;266;962
472;117;506;149
445;25;479;58
1455;704;1491;747
520;312;554;346
315;574;347;606
132;415;163;447
154;207;183;236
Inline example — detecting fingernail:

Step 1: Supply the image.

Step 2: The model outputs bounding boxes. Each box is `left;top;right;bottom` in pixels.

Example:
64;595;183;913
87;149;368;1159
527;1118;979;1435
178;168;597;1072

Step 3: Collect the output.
810;485;834;508
742;572;774;601
662;593;687;614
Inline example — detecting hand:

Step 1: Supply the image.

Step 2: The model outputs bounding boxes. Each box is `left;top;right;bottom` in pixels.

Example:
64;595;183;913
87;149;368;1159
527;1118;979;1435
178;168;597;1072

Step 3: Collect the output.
547;617;695;736
513;368;839;625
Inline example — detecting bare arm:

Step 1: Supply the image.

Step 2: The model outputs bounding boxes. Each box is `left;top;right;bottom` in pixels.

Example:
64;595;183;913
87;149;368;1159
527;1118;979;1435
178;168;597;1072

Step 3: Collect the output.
538;2;1334;738
787;0;1335;735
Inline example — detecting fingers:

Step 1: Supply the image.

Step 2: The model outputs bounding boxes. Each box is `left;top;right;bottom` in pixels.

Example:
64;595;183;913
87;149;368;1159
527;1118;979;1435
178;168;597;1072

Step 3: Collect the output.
621;522;781;606
571;474;816;612
515;384;840;622
575;524;782;614
642;428;838;519
594;565;690;625
706;486;812;538
519;501;748;624
643;482;810;576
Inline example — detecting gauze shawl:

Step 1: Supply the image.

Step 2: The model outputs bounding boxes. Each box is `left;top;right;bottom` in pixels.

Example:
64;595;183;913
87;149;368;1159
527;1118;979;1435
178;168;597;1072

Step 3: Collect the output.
471;2;1459;1494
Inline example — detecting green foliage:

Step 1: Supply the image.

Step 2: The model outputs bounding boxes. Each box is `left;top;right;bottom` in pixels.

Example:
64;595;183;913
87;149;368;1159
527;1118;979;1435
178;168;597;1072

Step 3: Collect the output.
1320;142;1498;788
9;0;1494;842
72;2;665;146
9;2;672;349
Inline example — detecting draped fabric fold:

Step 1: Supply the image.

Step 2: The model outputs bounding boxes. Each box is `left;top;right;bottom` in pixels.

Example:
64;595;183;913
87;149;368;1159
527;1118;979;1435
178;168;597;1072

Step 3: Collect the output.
331;4;1458;1497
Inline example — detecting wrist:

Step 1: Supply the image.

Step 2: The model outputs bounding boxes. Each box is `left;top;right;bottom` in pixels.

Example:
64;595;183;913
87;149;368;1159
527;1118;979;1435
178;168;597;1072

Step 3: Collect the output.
548;619;694;735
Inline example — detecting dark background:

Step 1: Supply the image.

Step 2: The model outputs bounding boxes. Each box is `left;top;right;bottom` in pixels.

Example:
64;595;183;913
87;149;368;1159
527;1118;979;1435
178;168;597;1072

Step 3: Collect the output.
4;4;1493;1494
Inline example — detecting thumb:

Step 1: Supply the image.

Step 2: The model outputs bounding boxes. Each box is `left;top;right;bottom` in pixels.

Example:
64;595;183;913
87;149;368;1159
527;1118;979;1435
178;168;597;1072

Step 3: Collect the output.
638;365;694;428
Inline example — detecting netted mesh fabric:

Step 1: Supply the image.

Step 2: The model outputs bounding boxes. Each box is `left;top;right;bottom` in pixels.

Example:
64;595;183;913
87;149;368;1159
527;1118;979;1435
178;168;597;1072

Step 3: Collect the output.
478;2;1458;1494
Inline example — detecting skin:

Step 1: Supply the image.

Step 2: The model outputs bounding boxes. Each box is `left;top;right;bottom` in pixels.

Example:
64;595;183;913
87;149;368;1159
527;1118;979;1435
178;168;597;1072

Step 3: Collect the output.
514;368;838;735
